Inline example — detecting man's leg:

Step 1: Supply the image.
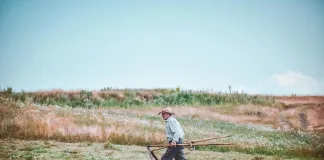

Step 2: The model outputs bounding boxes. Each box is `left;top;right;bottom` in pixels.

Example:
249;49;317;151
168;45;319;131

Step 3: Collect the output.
174;139;186;160
174;146;186;160
161;147;179;160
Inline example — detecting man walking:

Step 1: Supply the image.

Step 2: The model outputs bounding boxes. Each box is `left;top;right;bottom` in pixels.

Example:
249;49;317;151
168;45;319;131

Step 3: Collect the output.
158;107;186;160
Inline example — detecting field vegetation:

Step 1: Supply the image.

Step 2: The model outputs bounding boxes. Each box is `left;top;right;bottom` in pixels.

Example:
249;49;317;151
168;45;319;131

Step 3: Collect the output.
0;87;323;160
1;87;278;108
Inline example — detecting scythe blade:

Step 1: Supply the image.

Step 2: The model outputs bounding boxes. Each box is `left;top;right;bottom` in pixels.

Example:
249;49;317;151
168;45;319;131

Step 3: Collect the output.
147;146;159;160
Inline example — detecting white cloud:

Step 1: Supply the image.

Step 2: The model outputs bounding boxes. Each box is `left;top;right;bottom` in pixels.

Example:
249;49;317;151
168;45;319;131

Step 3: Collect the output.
270;70;323;95
241;71;324;95
272;71;318;87
208;71;323;95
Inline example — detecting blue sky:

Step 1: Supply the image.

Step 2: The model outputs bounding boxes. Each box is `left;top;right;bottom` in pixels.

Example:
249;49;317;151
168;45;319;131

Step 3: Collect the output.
0;0;323;95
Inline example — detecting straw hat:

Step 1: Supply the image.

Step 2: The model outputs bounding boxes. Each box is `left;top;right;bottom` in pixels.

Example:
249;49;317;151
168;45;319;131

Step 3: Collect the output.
158;107;174;115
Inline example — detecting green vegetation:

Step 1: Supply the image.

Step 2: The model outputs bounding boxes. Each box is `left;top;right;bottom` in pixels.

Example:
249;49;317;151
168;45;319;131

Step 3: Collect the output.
174;116;323;159
1;87;276;108
8;144;47;160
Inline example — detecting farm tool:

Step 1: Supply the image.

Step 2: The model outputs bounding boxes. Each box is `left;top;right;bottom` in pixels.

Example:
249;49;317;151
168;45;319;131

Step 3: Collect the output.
147;135;233;160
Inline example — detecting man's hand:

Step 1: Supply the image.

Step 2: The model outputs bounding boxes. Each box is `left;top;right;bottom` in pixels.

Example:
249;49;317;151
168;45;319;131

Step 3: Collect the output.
170;141;176;148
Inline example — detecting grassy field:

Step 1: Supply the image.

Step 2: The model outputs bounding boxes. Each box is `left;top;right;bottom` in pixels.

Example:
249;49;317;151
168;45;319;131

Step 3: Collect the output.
0;139;292;160
1;88;324;159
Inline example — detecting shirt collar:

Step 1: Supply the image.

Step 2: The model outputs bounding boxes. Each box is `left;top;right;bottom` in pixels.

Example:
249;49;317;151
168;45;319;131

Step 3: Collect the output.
165;116;173;122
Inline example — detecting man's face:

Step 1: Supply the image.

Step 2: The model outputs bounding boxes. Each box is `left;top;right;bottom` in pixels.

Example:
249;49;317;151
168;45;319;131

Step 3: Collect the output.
161;112;171;120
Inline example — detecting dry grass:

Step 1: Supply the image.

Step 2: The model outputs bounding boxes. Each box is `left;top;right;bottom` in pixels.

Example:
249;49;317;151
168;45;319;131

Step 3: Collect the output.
1;94;324;159
0;97;165;144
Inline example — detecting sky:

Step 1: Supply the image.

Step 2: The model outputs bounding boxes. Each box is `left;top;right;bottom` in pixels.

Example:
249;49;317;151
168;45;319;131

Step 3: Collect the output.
0;0;323;95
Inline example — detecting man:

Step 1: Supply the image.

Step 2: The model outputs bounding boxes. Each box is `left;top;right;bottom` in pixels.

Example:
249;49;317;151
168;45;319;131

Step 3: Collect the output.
158;107;186;160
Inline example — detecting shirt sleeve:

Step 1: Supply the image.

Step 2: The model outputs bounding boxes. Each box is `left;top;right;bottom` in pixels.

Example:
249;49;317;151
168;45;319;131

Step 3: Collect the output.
169;119;180;143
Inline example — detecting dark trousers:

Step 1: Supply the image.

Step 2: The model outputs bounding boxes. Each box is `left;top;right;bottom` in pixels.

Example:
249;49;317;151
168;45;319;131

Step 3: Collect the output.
161;139;186;160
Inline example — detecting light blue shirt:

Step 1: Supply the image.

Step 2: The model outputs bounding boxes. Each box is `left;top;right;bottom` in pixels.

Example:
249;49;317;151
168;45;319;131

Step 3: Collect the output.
165;116;185;143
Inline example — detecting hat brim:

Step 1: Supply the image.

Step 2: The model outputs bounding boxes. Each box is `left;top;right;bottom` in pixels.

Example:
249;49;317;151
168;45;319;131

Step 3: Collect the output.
158;111;174;115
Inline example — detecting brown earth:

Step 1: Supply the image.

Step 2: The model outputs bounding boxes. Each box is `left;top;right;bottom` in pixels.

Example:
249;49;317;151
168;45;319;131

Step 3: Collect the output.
275;96;324;105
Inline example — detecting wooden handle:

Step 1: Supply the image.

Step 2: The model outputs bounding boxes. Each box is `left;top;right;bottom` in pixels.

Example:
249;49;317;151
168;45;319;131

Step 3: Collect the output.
149;143;233;148
189;135;231;144
149;135;231;148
